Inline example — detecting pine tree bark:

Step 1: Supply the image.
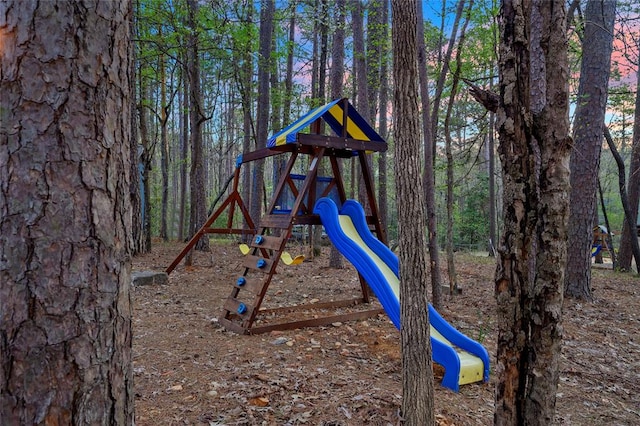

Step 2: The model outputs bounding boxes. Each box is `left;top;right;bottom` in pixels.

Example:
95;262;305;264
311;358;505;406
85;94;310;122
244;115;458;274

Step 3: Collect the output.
416;2;443;308
238;1;254;241
1;1;134;423
160;47;170;241
187;0;209;251
130;5;143;255
352;0;371;206
377;0;390;239
493;1;571;423
603;127;640;270
251;0;274;224
431;0;465;150
616;71;640;271
565;0;616;299
391;1;435;423
444;1;472;296
137;69;152;253
178;66;189;242
328;0;346;269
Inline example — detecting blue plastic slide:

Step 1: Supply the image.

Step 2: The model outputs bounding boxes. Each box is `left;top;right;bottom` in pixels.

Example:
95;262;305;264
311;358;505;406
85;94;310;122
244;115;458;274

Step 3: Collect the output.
314;198;490;392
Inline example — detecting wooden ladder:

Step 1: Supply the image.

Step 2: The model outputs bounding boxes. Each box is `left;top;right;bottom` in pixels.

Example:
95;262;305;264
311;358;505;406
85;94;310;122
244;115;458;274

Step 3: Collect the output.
218;147;324;334
218;218;292;334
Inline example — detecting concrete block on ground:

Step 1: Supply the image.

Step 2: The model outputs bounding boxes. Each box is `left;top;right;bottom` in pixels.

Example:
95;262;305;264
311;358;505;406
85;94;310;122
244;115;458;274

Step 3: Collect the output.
132;271;168;286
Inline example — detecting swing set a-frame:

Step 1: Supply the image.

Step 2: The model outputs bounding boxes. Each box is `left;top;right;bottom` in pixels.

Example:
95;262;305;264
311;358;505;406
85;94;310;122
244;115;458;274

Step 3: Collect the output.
166;98;388;334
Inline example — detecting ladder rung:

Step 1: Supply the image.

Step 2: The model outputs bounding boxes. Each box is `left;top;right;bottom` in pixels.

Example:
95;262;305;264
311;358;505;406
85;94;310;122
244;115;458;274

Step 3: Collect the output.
260;214;291;229
242;255;275;272
223;297;254;320
249;234;285;251
232;275;263;293
218;317;248;335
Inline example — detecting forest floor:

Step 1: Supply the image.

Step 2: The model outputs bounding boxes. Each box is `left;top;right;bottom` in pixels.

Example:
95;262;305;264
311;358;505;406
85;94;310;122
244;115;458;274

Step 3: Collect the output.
132;239;640;425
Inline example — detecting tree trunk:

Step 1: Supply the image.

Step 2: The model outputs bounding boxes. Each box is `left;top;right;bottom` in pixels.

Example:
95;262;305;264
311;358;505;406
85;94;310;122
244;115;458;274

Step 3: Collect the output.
603;127;640;271
443;0;472;296
616;70;640;271
416;1;443;308
352;0;371;206
488;111;497;256
391;1;435;423
178;65;189;242
130;3;142;255
251;0;274;224
493;1;571;424
187;0;210;252
328;0;346;269
431;0;465;149
239;1;254;241
367;0;384;122
0;1;134;423
377;0;390;239
138;70;152;253
277;3;296;190
311;0;329;258
160;47;170;242
565;0;616;299
283;5;296;128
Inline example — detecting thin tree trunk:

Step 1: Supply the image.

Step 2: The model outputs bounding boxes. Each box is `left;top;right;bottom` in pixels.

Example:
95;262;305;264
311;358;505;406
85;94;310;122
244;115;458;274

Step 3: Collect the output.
1;1;134;422
277;3;296;186
328;0;346;269
565;0;616;299
239;1;254;241
160;46;169;241
416;1;443;308
251;0;274;225
377;0;390;237
352;0;371;206
604;126;640;271
187;0;209;252
431;0;465;150
443;0;472;296
178;66;189;242
488;111;497;256
138;72;152;253
367;0;384;122
617;68;640;270
311;0;329;258
130;2;143;254
391;1;435;423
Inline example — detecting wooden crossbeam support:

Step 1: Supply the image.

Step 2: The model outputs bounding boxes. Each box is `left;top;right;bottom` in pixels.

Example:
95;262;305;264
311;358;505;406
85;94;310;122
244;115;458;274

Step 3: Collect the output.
297;133;387;153
166;166;254;274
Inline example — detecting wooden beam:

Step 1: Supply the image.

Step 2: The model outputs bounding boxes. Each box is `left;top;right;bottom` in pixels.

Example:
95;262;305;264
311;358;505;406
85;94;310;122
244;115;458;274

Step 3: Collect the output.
297;133;387;153
248;308;385;335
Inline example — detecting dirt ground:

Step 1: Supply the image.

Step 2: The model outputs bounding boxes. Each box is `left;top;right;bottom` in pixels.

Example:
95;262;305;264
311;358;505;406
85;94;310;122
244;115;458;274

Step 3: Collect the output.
132;239;640;425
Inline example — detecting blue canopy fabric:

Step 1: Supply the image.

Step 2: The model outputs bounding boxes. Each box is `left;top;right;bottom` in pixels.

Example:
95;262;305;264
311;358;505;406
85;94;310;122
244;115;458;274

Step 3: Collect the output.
266;98;384;147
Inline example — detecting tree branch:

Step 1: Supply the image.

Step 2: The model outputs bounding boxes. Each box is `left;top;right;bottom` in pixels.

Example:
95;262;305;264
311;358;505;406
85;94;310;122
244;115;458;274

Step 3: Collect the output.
463;78;499;113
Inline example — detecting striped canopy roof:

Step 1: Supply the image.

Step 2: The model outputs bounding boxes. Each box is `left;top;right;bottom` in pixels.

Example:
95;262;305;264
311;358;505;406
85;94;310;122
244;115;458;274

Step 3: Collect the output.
266;98;384;147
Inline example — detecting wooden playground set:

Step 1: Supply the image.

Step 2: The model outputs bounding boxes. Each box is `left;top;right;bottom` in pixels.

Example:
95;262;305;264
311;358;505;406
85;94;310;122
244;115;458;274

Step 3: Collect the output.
166;98;388;335
166;98;491;391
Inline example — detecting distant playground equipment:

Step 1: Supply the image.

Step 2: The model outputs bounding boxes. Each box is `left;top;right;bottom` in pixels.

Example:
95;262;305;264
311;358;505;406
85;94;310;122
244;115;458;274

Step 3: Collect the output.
166;98;489;391
592;225;614;260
